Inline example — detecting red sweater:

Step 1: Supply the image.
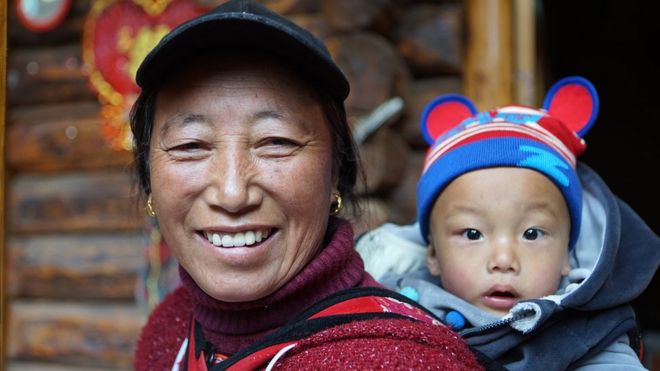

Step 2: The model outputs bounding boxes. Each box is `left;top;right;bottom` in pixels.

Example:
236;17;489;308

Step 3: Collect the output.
134;219;481;370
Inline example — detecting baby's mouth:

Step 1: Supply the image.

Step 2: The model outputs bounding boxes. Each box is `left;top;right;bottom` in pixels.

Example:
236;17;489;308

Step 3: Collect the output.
488;291;516;299
482;286;520;311
201;228;273;248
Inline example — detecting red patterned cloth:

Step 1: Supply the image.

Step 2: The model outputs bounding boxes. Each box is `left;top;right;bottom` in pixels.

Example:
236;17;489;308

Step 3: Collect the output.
134;219;481;370
276;318;481;370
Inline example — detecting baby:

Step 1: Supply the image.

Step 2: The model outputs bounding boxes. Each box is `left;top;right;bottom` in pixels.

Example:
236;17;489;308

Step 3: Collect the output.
414;77;589;320
357;76;659;370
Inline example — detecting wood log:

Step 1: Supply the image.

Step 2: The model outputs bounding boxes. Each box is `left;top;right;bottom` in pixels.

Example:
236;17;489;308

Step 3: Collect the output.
357;127;409;196
387;150;425;224
263;0;321;14
6;101;133;172
288;13;333;41
321;0;399;34
464;0;513;110
6;361;124;371
325;32;412;117
2;1;8;368
8;170;143;234
6;43;95;107
392;3;464;76
347;197;390;238
7;233;144;300
513;0;537;106
397;76;463;149
6;301;145;369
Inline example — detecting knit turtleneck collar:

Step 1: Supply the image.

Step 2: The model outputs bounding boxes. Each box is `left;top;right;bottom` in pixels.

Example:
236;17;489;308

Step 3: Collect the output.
180;218;380;354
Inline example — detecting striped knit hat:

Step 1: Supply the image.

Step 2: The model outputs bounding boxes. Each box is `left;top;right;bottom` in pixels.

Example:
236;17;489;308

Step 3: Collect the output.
417;76;599;249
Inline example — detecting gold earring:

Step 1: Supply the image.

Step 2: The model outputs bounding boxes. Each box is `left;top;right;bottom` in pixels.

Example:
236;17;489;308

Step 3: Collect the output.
330;192;343;216
146;195;156;217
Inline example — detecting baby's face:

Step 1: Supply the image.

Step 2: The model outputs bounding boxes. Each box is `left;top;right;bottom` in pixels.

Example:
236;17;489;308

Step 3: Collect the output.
426;167;571;316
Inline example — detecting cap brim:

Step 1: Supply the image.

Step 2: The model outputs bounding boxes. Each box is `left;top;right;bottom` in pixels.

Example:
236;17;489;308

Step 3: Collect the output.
136;11;349;102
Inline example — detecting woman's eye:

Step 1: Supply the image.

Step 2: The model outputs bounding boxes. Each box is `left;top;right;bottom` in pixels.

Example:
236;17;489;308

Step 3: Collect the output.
523;228;545;240
165;141;210;159
170;142;202;151
264;137;298;147
461;228;482;240
257;137;301;157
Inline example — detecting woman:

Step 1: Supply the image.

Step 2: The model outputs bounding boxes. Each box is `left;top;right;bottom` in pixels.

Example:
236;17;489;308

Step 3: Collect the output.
130;1;483;369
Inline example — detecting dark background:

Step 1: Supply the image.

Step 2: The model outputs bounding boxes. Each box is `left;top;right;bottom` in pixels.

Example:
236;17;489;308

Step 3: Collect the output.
541;0;659;330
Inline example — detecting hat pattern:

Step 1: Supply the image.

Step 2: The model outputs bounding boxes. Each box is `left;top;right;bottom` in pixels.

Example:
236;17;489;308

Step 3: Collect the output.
417;76;599;249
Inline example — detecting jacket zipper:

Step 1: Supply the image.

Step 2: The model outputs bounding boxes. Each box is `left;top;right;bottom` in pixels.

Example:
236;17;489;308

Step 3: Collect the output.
459;308;536;337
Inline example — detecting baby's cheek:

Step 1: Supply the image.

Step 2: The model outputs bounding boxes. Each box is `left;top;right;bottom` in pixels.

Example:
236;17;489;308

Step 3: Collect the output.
439;265;478;300
527;268;564;297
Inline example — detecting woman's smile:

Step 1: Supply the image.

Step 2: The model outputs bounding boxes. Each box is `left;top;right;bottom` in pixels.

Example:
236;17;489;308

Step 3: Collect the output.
201;228;273;248
193;227;278;267
149;52;337;302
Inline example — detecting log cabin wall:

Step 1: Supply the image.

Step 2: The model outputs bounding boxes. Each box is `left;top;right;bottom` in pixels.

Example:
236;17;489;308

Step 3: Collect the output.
1;0;7;368
4;1;146;369
3;1;470;369
4;1;658;370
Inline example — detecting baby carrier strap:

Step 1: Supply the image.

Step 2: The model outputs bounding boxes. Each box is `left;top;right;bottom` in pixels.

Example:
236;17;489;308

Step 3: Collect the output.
178;286;485;371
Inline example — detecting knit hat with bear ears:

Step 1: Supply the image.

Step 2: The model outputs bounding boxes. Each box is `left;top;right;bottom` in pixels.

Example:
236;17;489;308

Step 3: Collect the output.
417;76;599;249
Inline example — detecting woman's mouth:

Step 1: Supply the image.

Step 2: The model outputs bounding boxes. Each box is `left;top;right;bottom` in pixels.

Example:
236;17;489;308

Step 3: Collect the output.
202;228;273;248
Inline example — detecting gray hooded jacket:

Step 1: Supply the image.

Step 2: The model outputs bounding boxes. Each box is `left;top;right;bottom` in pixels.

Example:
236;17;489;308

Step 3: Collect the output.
357;164;659;370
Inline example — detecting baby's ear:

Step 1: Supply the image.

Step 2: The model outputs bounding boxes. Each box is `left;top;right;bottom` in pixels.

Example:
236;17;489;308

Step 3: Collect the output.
562;253;571;276
426;245;442;277
421;94;478;145
542;76;599;138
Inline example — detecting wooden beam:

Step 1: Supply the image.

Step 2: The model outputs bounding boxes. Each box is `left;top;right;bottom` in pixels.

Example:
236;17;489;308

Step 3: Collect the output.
2;0;8;365
6;361;117;371
513;0;537;106
7;300;145;368
464;0;513;110
8;171;143;234
7;233;144;300
6;102;133;172
6;43;95;107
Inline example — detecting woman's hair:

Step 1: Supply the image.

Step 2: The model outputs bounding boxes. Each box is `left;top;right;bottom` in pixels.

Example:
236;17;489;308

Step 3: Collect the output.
129;57;362;214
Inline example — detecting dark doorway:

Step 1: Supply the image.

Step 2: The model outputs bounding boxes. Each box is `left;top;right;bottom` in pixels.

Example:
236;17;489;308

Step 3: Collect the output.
541;0;659;331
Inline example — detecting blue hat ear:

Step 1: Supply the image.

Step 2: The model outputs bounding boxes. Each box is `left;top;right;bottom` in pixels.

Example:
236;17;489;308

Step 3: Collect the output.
543;76;599;138
420;94;478;145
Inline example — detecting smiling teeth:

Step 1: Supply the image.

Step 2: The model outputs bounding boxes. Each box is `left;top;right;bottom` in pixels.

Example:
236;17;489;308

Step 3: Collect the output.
205;229;270;247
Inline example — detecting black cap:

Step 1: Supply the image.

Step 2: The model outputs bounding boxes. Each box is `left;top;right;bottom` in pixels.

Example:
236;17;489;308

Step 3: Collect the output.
135;0;349;102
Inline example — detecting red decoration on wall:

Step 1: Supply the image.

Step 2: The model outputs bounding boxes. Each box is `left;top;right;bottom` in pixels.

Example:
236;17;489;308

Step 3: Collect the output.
82;0;208;151
16;0;73;33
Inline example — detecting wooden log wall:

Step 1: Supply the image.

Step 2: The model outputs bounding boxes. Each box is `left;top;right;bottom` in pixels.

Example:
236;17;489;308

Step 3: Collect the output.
4;0;472;369
2;0;8;368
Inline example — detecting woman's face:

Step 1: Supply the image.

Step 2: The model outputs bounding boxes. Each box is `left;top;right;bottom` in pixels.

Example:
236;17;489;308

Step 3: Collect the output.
149;54;336;302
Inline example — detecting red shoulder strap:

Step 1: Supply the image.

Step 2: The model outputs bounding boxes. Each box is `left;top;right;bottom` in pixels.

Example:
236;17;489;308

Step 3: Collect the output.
177;287;445;371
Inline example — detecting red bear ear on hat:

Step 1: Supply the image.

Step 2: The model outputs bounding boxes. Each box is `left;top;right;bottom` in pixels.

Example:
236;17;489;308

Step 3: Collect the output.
421;94;478;145
543;76;599;138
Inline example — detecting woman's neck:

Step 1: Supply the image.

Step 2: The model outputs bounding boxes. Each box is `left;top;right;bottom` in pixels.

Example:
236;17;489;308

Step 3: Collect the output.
180;218;380;354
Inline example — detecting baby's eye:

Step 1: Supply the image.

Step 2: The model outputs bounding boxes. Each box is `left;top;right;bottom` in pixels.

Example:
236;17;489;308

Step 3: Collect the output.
461;228;482;240
523;228;545;240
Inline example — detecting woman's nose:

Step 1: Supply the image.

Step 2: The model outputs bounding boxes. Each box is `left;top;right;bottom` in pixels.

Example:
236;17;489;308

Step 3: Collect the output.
487;238;520;273
205;148;257;213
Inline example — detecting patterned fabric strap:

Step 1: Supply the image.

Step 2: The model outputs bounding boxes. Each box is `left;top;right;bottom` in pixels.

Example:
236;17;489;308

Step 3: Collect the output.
174;287;447;371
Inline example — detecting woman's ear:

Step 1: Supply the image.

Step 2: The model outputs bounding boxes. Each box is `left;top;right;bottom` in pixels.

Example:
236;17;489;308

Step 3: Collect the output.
426;244;442;277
